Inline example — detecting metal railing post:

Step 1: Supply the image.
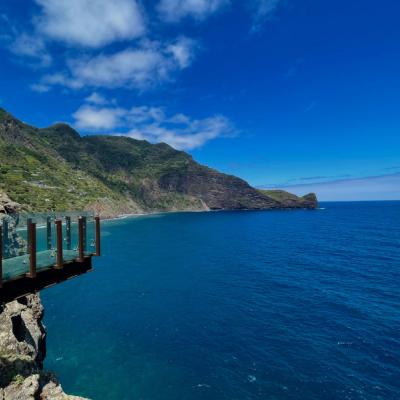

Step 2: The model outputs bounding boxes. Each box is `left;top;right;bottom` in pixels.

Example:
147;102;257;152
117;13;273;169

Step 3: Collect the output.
95;216;101;256
82;216;87;253
77;217;85;262
55;219;63;269
65;216;71;250
0;226;3;288
27;218;32;252
46;216;52;250
28;222;37;278
3;219;8;257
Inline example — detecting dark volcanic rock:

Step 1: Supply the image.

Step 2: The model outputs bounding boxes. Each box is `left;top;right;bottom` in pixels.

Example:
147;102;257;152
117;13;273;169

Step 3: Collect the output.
300;193;319;209
159;166;281;210
159;167;319;210
259;190;318;209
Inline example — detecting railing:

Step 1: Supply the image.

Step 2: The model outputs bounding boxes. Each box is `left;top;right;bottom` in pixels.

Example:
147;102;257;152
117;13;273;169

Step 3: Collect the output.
0;212;100;288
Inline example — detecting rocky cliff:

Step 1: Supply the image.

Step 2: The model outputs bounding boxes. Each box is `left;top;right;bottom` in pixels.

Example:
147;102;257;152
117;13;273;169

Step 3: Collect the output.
0;108;317;215
0;193;87;399
0;294;88;400
259;190;318;209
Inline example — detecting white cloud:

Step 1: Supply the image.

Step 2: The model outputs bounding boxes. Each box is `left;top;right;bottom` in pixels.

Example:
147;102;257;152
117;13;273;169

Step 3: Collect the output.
125;113;234;150
73;105;127;130
72;104;235;150
157;0;228;22
3;0;278;95
251;0;281;31
41;38;196;90
85;92;109;105
254;0;281;17
8;33;52;67
30;83;51;93
166;37;195;68
0;16;51;67
33;0;146;48
126;106;166;124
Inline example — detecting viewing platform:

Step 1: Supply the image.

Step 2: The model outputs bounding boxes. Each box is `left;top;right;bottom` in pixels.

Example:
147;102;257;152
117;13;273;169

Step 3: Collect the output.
0;212;100;303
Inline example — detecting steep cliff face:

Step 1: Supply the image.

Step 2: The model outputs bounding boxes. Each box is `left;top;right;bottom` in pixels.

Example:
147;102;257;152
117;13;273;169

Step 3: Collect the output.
0;294;88;400
259;190;318;209
159;166;281;210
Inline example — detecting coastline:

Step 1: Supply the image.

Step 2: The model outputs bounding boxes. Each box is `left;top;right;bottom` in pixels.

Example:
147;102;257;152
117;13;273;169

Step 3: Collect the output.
103;208;211;223
103;204;323;223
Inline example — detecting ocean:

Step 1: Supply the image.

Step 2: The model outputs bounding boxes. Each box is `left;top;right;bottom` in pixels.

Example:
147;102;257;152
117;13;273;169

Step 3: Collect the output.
42;201;400;399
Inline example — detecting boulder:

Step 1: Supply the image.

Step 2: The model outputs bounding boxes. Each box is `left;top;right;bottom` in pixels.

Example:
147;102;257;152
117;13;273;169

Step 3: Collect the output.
0;192;20;214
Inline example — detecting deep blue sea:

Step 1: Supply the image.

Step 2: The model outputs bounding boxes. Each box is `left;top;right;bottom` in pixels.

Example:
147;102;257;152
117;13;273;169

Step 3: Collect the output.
42;202;400;400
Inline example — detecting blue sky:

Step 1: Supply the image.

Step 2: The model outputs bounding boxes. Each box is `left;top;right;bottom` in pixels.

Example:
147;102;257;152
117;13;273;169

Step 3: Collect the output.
1;0;399;200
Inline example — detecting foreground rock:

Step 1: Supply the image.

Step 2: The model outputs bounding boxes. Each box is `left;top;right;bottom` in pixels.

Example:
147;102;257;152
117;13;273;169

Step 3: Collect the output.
0;192;20;215
0;190;86;398
0;294;89;400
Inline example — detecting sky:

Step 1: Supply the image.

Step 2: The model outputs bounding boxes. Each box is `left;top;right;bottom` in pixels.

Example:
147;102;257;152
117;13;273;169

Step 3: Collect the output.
0;0;399;201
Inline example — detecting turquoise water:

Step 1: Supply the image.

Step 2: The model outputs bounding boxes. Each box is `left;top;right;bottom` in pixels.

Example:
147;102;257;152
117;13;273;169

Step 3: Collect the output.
42;202;400;399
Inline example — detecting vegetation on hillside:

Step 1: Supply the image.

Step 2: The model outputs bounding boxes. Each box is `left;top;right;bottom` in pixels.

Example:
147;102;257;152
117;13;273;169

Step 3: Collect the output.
0;108;317;215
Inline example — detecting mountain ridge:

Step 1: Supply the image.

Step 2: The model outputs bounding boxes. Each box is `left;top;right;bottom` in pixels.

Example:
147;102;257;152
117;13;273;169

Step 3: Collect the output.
0;108;317;216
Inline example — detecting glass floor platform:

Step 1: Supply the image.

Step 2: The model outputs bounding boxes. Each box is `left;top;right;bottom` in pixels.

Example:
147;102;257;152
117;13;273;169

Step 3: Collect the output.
2;249;79;282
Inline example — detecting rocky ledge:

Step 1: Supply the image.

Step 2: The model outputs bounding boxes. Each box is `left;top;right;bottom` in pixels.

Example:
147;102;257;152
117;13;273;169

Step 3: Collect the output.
0;294;88;400
0;193;20;215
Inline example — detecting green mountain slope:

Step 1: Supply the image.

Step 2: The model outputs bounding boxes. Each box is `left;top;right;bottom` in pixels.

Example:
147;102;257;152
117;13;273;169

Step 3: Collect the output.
0;108;317;216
